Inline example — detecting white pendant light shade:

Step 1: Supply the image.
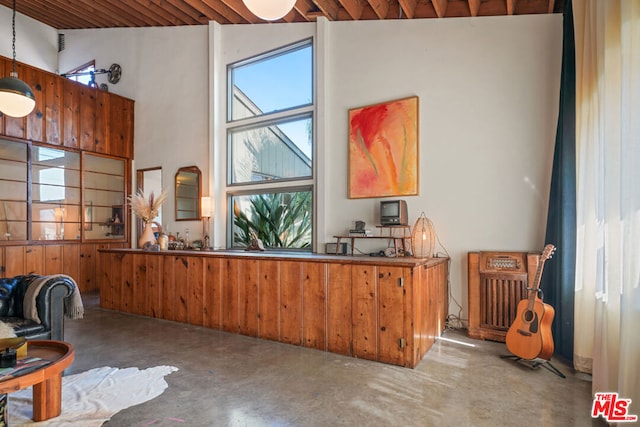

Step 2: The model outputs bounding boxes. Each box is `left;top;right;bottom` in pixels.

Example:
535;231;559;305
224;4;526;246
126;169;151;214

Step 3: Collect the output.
0;73;36;118
1;0;36;118
412;213;435;259
242;0;296;21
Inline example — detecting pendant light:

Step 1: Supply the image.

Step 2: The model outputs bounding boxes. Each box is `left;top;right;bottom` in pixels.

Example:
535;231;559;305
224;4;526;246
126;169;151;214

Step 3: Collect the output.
411;212;435;259
0;0;35;118
242;0;296;21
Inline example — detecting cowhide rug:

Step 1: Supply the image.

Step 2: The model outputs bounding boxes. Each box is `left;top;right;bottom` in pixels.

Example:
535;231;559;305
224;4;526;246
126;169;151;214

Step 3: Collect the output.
8;365;178;426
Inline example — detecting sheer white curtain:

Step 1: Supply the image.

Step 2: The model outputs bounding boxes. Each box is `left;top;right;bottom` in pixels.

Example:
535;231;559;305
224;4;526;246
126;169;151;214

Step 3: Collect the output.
573;0;640;409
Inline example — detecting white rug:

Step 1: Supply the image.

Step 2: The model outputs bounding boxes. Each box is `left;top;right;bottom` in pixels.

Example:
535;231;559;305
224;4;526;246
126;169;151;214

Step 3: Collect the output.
8;365;178;426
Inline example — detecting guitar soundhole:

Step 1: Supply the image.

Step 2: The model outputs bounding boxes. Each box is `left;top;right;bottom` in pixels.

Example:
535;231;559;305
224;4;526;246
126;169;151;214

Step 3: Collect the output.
523;310;534;322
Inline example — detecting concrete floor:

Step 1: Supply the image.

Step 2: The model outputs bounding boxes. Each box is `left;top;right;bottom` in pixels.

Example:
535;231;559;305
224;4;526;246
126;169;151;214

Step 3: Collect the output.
62;293;602;427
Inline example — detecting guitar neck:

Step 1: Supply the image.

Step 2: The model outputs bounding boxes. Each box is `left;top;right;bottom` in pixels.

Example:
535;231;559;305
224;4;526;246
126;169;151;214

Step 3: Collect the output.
526;246;554;309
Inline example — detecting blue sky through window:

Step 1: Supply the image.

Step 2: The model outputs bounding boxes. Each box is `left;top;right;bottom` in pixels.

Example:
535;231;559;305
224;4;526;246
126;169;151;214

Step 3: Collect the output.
233;44;313;158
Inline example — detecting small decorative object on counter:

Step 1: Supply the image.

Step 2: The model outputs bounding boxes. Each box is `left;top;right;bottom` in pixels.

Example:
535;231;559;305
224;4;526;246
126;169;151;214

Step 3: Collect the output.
128;189;167;248
157;232;169;250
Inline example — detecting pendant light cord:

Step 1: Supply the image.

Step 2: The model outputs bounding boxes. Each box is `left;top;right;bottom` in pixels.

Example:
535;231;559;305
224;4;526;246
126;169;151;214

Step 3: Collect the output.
11;0;17;74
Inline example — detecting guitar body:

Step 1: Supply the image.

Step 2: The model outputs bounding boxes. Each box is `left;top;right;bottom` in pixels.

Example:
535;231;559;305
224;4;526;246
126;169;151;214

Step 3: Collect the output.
506;298;555;360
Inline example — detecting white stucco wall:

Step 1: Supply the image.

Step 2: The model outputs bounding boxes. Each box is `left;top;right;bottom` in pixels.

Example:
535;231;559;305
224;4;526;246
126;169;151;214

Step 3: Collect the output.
0;5;58;72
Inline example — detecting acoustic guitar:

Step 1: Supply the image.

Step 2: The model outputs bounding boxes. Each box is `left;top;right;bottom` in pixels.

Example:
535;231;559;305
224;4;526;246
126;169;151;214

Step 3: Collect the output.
505;244;556;360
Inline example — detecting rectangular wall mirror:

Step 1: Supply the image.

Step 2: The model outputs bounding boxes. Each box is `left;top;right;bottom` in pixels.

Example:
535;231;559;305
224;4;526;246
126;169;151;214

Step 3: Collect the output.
175;166;201;221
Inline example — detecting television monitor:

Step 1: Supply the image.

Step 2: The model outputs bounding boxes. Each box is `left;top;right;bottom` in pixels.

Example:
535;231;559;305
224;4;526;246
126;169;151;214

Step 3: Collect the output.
380;200;408;226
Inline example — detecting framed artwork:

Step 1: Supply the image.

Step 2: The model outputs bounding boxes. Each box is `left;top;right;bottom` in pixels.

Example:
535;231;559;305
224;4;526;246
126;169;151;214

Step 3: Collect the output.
348;96;419;199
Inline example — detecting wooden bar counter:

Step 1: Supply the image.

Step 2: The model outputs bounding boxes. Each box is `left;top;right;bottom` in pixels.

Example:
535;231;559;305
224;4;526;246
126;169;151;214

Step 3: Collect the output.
97;249;448;368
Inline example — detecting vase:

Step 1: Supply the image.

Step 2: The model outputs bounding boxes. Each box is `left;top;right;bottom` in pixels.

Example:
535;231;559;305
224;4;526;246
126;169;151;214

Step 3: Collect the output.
139;222;156;248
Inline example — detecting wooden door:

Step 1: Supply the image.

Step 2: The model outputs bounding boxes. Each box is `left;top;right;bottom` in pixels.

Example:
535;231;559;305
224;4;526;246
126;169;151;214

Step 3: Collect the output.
44;245;63;275
280;261;302;345
326;263;352;356
238;258;259;337
24;245;44;274
62;244;80;284
79;243;96;292
351;265;377;361
186;256;204;326
221;257;239;333
258;259;280;341
302;262;326;350
4;246;25;277
203;257;223;330
378;266;406;366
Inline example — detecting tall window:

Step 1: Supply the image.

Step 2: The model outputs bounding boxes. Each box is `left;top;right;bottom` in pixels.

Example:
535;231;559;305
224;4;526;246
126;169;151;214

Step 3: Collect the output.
227;39;314;250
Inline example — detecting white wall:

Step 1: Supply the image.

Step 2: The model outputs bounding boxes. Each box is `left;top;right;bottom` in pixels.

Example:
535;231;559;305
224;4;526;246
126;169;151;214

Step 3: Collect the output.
0;5;58;72
50;14;562;322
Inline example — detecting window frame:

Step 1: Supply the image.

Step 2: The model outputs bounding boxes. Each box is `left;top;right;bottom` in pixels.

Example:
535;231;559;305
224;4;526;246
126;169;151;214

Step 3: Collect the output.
225;38;315;251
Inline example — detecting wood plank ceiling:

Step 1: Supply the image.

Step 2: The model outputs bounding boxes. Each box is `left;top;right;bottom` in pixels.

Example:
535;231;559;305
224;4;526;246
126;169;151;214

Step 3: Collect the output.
0;0;561;29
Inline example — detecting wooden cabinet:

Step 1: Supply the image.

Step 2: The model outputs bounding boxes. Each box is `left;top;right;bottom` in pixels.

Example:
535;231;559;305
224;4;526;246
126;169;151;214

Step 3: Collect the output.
97;250;449;368
0;56;134;295
0;242;125;294
1;54;134;158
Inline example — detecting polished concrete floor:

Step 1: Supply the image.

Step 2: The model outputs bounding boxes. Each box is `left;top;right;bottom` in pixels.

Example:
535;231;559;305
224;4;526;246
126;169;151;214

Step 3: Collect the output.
62;293;602;427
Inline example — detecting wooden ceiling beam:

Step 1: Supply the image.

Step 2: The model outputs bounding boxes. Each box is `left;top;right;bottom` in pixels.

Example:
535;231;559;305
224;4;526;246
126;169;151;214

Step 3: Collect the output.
431;0;448;18
468;0;481;17
366;0;390;19
181;0;230;24
32;0;126;28
548;0;556;13
112;1;175;27
506;0;517;15
162;0;209;23
18;0;109;28
398;0;418;19
310;0;341;20
151;0;209;25
294;0;318;21
131;0;194;26
339;0;365;20
70;0;152;27
200;0;246;24
12;1;85;29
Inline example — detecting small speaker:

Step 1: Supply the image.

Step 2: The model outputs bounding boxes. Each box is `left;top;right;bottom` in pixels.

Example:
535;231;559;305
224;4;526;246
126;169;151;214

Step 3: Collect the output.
326;242;348;255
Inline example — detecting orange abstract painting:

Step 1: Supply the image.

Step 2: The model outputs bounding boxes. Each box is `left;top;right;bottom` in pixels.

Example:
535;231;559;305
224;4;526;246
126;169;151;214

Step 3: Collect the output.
348;96;419;199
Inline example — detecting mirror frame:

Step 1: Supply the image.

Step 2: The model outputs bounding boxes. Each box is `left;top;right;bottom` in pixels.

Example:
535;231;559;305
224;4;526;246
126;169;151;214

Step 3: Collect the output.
175;166;201;221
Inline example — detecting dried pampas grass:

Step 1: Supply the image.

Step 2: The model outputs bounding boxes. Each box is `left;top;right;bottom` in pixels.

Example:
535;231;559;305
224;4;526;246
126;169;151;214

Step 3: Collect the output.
129;189;167;224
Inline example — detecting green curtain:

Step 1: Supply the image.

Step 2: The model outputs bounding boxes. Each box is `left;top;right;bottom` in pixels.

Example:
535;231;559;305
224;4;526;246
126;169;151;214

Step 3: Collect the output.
541;0;576;365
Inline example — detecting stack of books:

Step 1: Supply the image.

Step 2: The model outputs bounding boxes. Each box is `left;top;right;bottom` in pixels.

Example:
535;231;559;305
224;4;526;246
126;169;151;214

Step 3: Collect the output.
0;357;51;381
